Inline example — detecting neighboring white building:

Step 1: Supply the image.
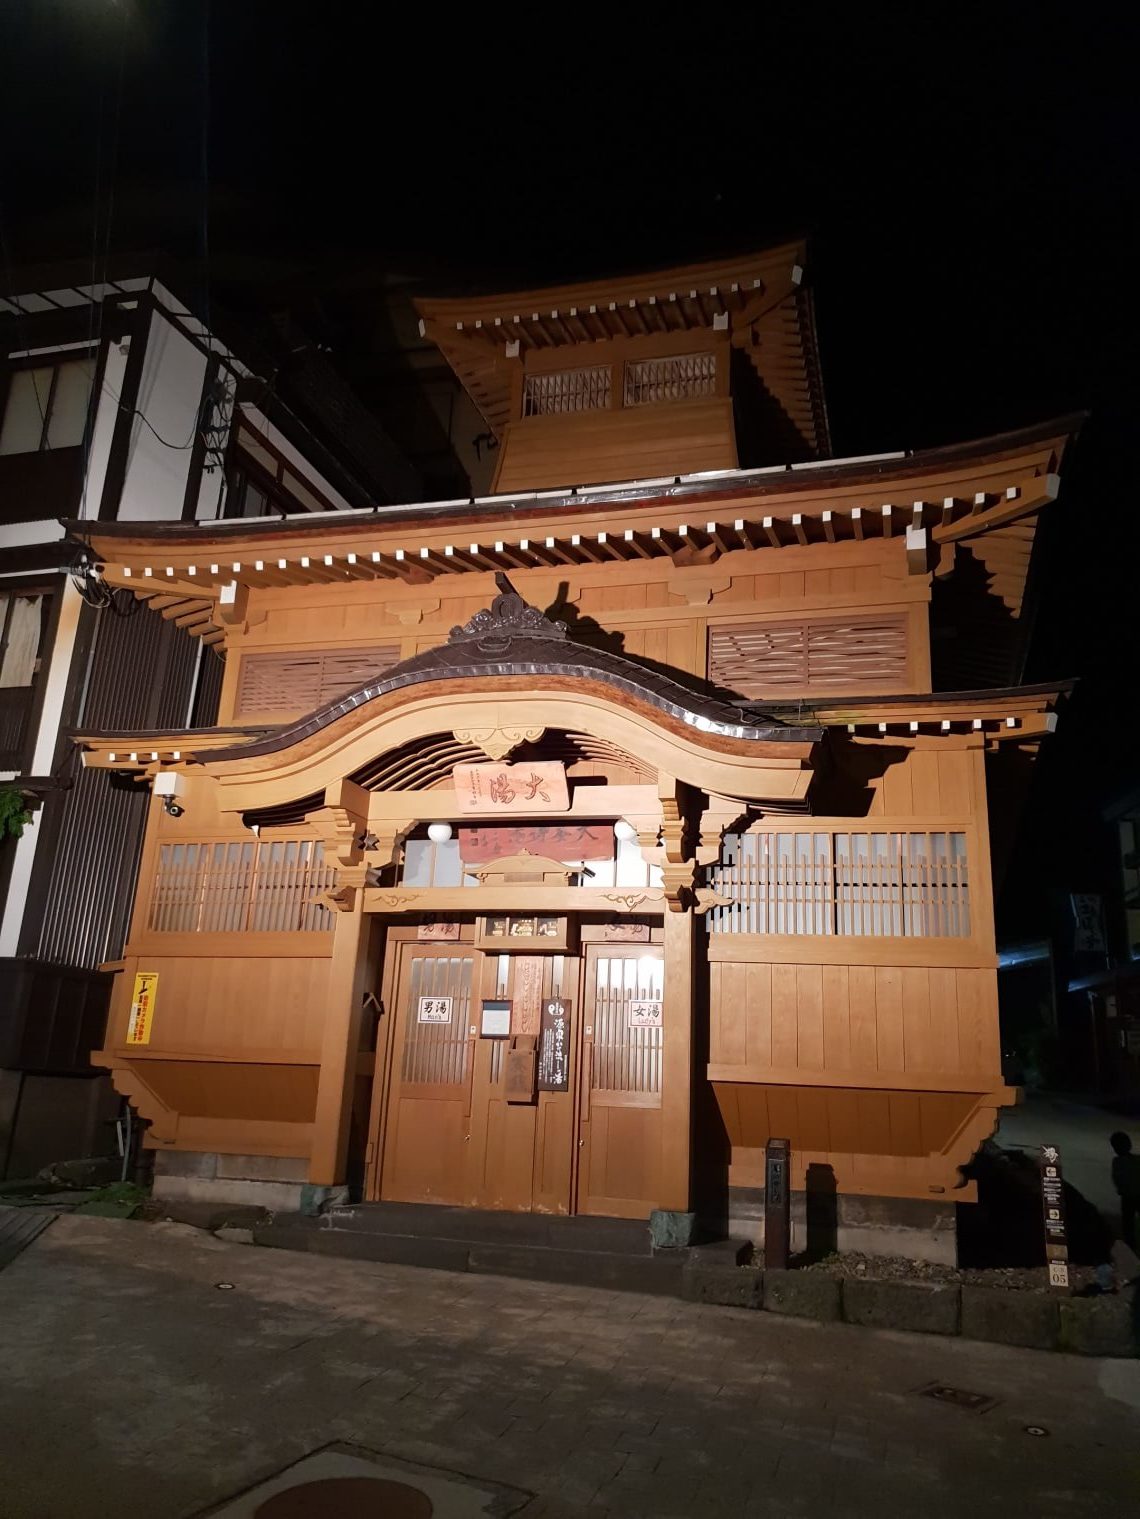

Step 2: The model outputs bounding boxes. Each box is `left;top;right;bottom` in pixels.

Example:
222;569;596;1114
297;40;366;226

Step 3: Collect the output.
0;260;418;1177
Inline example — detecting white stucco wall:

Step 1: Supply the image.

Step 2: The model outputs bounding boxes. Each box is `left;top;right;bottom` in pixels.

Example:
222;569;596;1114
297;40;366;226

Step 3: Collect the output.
119;308;208;521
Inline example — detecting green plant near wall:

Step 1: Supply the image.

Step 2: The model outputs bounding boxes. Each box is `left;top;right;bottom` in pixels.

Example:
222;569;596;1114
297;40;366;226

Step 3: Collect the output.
0;785;32;841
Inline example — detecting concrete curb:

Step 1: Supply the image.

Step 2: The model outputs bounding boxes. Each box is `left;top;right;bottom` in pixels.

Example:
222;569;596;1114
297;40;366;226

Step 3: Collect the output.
183;1206;1140;1358
843;1277;960;1336
685;1264;1138;1357
762;1269;842;1321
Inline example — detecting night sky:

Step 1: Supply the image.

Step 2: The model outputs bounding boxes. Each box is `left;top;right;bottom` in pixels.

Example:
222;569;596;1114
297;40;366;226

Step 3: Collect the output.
3;1;1137;938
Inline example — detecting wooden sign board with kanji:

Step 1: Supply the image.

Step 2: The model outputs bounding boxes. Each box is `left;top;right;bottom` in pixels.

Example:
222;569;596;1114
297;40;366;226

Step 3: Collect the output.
453;761;569;815
459;824;612;863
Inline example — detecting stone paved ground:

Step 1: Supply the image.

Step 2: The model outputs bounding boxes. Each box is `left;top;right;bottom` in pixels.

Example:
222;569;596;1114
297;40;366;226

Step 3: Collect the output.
1;1216;1138;1519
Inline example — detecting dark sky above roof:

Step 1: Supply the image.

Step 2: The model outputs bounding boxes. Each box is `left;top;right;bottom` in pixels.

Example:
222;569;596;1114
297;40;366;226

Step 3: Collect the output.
2;0;1138;931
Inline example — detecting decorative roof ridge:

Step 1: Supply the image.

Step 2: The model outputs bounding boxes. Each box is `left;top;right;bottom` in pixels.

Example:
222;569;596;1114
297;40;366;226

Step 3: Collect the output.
413;239;808;313
447;573;568;652
65;412;1086;550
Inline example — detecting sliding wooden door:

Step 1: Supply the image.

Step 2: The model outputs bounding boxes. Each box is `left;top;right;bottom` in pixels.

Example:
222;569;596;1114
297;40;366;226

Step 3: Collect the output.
576;945;665;1218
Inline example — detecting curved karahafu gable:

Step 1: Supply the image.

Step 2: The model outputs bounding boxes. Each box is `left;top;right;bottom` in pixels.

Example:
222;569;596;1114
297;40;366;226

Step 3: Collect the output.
184;577;821;813
208;575;821;762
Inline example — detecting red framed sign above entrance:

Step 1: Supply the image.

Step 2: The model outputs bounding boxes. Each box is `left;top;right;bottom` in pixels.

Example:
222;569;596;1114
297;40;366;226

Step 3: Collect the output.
458;824;613;863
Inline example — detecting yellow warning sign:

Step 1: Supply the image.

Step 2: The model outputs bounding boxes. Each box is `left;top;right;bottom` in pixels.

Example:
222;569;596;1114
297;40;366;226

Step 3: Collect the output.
126;971;158;1046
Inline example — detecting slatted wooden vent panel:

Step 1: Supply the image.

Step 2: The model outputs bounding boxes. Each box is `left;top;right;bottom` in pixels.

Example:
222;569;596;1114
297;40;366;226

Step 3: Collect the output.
709;615;909;697
235;645;400;717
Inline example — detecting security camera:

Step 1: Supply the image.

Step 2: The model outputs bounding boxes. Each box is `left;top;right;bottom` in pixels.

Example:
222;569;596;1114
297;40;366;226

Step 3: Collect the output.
154;771;187;819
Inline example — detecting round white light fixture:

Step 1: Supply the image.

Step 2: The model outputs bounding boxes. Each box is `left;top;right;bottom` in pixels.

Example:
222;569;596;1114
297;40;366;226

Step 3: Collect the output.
427;822;453;843
613;820;637;842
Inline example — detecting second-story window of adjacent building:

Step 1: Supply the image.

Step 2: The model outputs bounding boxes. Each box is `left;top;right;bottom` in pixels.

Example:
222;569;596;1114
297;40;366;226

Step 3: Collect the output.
0;589;49;768
0;358;96;455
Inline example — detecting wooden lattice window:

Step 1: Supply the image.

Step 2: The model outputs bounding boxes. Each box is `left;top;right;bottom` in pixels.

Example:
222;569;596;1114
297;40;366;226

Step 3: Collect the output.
708;614;909;697
235;645;400;717
706;830;970;938
522;366;612;416
148;838;337;933
623;352;716;407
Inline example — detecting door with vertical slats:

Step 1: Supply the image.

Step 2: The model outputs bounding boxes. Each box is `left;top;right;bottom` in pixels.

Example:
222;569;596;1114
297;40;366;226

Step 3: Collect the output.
380;946;476;1204
577;946;665;1218
466;953;577;1214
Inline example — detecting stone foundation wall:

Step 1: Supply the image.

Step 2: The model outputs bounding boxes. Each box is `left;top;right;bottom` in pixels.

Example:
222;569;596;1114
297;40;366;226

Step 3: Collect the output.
152;1151;313;1213
720;1186;958;1265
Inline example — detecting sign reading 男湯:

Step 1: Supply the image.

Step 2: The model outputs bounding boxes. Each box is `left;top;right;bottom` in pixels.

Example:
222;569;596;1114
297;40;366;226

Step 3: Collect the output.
126;972;158;1045
453;761;569;815
417;995;453;1024
538;998;571;1091
629;999;663;1029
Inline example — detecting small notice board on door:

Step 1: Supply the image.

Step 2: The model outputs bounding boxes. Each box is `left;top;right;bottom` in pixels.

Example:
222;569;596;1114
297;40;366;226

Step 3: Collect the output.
480;1000;512;1039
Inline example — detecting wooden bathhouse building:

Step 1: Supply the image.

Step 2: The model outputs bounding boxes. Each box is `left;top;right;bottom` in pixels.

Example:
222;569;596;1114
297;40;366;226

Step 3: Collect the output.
67;244;1075;1259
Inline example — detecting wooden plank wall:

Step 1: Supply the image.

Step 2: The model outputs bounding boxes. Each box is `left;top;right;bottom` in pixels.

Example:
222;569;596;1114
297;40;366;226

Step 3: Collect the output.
703;741;1003;1199
110;953;332;1061
216;538;929;724
707;960;1000;1089
493;398;737;493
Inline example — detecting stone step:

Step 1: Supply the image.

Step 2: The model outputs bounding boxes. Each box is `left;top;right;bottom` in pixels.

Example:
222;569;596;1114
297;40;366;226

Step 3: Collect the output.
322;1201;655;1256
253;1212;687;1296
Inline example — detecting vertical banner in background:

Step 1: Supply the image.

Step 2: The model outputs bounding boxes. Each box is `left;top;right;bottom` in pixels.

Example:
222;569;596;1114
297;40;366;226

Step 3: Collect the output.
1070;894;1106;954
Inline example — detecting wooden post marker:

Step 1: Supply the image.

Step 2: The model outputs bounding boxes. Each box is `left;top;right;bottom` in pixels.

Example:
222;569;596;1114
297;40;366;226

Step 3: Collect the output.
1040;1144;1070;1290
765;1137;791;1270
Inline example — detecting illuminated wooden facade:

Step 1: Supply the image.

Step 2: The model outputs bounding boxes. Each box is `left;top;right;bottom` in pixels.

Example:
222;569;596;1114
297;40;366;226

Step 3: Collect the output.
68;245;1075;1251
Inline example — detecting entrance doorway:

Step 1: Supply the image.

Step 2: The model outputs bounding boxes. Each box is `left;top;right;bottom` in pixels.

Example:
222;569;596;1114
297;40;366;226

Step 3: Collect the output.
371;931;664;1219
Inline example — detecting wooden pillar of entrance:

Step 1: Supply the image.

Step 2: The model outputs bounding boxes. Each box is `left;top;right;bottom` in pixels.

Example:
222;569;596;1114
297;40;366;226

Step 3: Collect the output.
310;881;372;1186
659;904;695;1211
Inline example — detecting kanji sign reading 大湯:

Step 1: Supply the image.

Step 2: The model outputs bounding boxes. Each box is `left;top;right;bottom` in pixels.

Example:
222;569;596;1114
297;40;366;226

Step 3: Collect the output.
417;996;453;1024
453;761;569;815
126;971;158;1045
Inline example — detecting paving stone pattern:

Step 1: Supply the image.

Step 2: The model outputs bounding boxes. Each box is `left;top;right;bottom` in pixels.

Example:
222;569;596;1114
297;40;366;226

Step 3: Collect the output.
0;1217;1137;1519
